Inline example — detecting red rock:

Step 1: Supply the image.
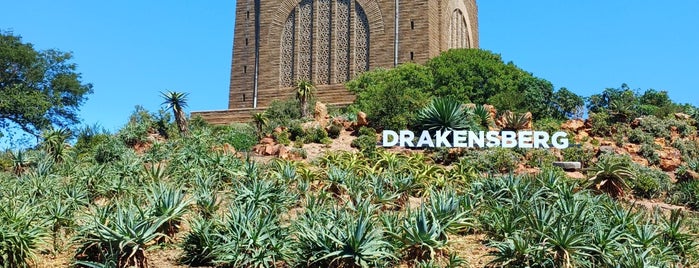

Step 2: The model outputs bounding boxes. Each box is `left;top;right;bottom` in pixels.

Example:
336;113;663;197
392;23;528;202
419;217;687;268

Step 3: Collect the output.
260;137;275;145
314;101;329;128
265;144;284;156
623;144;640;154
356;111;368;127
561;119;585;133
660;158;681;171
675;113;692;120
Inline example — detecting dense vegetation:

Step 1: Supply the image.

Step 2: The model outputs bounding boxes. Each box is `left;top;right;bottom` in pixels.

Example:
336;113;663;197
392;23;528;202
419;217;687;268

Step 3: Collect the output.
2;45;699;267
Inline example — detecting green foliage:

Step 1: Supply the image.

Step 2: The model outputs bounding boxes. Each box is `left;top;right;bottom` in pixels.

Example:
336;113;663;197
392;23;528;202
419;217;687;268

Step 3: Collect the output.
415;97;477;133
628;128;653;144
327;124;342;139
588;154;635;198
525;149;557;168
589;112;612;137
534;118;564;135
552;88;585;118
427;49;573;119
673;139;699;160
351;135;378;156
303;126;329;144
214;123;258;151
458;148;522;173
160;91;189;135
637;115;696;139
630;165;671;199
639;143;660;166
347;64;433;130
561;146;595;168
266;98;302;127
669;180;699;210
0;31;93;137
588;84;682;124
0;203;47;268
117;106;173;146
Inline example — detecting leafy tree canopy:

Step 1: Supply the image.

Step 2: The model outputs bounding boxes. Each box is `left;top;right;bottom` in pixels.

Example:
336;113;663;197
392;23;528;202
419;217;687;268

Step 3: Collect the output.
0;31;93;138
427;49;580;120
587;84;682;123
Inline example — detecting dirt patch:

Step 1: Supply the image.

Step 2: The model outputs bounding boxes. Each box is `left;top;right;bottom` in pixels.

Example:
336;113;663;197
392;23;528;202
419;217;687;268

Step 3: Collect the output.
303;129;358;161
450;234;494;267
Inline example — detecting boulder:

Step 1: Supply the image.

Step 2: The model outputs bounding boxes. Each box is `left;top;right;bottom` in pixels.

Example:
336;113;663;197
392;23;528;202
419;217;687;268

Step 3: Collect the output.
631;155;650;167
565;171;586;179
623;143;640;154
561;119;585;133
675;113;692;120
660;158;681;172
356;111;368;127
314;101;329;127
264;144;281;156
553;162;582;171
260;137;275;145
599;146;615;155
658;147;682;171
483;104;497;121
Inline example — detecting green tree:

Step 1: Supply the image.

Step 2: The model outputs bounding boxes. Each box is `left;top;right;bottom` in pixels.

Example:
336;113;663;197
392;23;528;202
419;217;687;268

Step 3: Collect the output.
427;49;562;119
587;84;638;123
553;88;585;118
347;63;433;130
0;31;93;137
161;91;189;136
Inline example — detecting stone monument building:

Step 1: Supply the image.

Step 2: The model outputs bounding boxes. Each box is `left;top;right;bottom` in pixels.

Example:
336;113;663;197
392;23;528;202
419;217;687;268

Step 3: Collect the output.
194;0;478;124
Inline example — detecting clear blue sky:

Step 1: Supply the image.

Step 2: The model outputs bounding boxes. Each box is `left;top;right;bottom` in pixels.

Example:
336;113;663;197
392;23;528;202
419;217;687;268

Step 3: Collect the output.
2;1;698;135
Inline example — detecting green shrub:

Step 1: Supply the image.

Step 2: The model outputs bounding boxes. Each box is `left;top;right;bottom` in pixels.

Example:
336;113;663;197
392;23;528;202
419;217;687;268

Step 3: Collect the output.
561;146;596;168
631;165;671;199
533;118;563;135
303;127;328;144
589;112;612;137
217;123;258;151
628;128;652;144
358;126;377;137
274;131;291;146
669;180;699;210
525;149;556;168
639;143;660;165
351;135;377;156
460;148;521;173
327;125;342;139
93;136;128;164
290;148;307;159
673;139;699;161
266;98;302;124
638;116;696;139
288;120;305;141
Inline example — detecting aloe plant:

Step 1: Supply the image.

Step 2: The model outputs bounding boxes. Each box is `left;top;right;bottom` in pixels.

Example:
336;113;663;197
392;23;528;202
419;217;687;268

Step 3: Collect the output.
76;202;166;268
415;97;476;133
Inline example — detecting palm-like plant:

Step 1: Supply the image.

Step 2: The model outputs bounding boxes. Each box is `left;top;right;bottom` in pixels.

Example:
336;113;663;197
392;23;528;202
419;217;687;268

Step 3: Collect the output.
296;79;315;118
416;97;475;133
588;157;634;198
161;91;189;135
41;128;71;162
252;111;268;138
